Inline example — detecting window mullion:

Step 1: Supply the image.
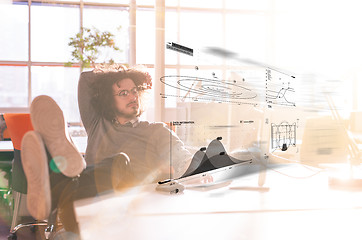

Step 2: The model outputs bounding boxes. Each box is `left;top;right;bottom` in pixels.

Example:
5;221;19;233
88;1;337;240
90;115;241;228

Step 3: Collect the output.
28;0;32;107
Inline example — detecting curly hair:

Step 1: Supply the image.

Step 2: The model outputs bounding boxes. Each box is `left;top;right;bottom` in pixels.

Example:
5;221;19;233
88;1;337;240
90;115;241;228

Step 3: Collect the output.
90;65;152;122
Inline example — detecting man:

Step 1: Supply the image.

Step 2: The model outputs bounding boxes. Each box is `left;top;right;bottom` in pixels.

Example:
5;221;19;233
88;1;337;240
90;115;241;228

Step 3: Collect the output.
21;64;192;237
78;64;192;183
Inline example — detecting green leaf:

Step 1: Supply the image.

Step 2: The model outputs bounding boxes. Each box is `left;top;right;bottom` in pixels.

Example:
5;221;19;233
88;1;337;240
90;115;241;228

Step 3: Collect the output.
64;62;73;67
67;25;123;70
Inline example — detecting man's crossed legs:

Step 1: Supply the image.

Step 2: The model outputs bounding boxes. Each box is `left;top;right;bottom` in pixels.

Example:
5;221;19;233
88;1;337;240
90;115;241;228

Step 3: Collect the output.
21;95;135;238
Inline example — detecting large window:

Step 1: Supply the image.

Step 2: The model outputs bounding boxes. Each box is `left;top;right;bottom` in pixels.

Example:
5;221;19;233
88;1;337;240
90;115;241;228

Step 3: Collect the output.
0;1;130;122
83;6;129;63
273;0;362;116
0;4;28;61
162;1;272;113
31;4;80;63
0;66;28;108
1;0;361;123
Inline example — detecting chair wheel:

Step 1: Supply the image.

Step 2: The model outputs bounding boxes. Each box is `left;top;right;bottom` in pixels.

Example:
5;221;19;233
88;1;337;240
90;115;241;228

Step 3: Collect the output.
7;233;17;240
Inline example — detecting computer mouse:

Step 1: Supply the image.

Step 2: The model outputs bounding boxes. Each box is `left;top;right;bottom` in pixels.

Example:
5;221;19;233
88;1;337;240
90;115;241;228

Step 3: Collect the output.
156;179;185;194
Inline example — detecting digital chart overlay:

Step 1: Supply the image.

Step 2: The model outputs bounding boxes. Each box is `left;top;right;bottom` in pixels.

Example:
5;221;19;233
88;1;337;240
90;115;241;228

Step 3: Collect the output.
271;121;297;151
180;137;252;178
160;75;258;105
266;69;296;107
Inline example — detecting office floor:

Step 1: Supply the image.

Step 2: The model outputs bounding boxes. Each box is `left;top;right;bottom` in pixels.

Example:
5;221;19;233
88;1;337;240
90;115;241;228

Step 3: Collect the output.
0;195;48;240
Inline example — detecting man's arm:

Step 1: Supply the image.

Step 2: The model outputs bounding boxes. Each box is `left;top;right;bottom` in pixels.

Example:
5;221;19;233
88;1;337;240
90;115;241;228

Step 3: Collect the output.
78;71;100;133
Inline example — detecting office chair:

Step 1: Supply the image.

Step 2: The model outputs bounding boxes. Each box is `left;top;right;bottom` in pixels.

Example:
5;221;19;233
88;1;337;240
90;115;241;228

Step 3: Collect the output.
4;113;58;240
0;114;13;223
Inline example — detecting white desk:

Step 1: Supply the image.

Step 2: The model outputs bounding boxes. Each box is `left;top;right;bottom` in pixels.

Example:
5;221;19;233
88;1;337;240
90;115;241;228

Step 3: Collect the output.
0;137;85;154
0;141;14;152
74;164;362;240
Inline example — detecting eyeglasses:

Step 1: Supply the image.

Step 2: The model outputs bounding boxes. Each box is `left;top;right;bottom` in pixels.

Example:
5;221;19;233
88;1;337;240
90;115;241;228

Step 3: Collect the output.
114;87;140;98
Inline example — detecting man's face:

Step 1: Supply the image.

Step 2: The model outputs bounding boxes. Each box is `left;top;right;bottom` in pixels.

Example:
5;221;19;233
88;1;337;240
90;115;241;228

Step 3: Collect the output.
112;78;140;120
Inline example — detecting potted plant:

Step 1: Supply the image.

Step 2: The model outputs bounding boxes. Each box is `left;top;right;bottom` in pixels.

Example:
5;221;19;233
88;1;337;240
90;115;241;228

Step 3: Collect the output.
65;26;122;70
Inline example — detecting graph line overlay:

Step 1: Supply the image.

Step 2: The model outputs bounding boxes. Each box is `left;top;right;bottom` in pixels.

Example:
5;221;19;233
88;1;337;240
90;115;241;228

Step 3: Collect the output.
160;75;258;105
266;69;296;107
271;121;297;151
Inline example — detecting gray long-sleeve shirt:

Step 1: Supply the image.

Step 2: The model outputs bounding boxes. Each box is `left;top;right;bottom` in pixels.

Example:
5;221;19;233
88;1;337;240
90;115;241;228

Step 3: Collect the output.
78;71;191;182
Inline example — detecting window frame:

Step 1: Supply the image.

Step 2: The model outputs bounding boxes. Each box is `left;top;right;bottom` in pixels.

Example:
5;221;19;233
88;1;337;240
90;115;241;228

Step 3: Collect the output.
2;0;357;122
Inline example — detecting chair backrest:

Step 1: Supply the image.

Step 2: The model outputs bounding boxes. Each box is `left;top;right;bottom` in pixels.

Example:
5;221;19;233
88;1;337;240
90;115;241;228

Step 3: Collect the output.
3;128;10;140
3;113;34;193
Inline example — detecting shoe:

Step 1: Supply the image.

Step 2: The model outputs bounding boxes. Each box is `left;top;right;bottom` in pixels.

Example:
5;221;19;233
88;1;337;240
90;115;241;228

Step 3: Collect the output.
110;153;137;190
91;153;137;193
30;95;86;177
21;131;51;220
